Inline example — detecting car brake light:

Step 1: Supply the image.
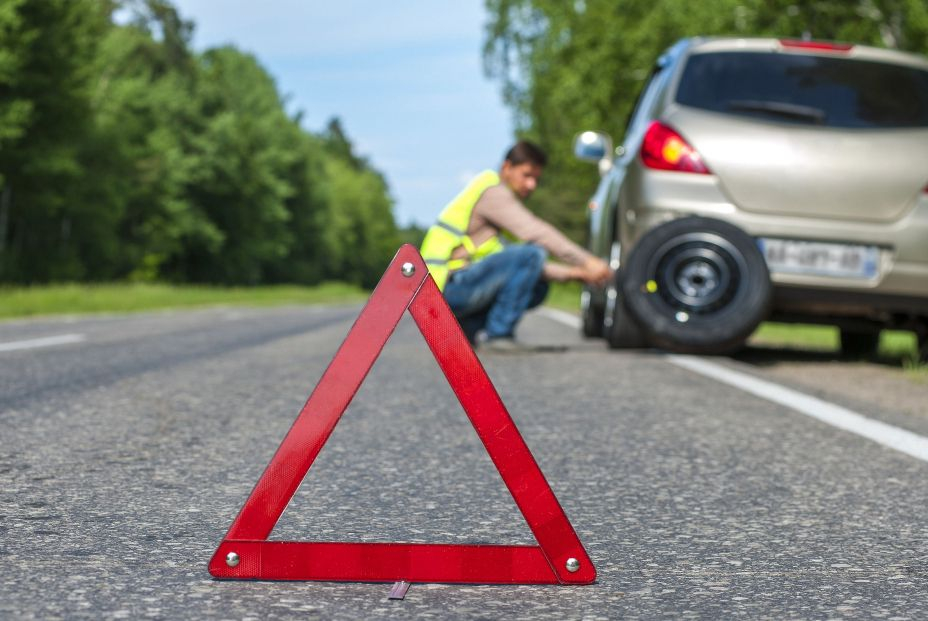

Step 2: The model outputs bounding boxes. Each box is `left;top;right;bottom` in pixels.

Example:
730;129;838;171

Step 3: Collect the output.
641;121;710;174
779;39;854;53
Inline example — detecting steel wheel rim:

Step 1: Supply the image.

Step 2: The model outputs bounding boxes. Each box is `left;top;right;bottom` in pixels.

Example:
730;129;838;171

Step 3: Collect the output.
646;232;747;316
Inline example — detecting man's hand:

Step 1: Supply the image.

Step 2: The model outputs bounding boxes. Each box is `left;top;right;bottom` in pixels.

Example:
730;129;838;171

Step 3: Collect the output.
575;257;612;286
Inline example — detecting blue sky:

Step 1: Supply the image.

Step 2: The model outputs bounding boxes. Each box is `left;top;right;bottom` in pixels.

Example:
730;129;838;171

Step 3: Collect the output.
171;0;514;226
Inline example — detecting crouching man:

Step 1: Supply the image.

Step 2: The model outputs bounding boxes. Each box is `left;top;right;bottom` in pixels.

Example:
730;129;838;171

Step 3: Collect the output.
420;140;611;352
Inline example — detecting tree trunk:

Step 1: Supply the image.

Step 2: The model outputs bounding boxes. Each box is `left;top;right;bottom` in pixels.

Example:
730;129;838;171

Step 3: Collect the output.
0;184;10;254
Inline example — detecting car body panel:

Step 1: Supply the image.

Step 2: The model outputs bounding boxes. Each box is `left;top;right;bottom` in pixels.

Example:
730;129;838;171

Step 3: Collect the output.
664;106;928;223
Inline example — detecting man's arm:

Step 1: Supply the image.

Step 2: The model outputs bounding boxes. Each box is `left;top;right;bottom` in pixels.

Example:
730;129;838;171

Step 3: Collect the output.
543;259;611;284
474;185;611;285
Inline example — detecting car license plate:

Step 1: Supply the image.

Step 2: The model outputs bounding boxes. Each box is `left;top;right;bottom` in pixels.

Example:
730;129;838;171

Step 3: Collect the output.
758;238;880;279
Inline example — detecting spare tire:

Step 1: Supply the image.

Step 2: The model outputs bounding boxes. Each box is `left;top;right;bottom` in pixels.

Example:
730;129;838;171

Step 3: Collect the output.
580;284;604;338
605;268;649;349
621;217;772;354
917;320;928;364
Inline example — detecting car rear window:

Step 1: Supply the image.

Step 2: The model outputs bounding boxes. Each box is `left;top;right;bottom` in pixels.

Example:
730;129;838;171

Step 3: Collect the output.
675;51;928;128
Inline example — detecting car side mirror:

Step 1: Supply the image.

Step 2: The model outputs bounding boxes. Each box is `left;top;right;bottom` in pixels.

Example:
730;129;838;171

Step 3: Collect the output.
573;131;614;176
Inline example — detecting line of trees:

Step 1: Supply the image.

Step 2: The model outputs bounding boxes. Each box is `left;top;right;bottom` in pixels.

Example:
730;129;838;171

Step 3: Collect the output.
0;0;401;287
483;0;928;242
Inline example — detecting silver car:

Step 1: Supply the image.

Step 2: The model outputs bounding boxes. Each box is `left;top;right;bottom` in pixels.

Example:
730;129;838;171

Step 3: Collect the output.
574;37;928;360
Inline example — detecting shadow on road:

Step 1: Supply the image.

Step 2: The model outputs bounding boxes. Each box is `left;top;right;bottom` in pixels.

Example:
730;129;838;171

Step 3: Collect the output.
733;344;913;371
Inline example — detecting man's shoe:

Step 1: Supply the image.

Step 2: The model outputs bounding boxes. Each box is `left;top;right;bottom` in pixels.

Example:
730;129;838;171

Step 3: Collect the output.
479;337;538;354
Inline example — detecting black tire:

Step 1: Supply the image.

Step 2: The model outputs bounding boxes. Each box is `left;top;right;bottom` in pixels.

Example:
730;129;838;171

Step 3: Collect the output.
840;329;880;359
621;217;772;354
605;269;648;349
916;320;928;364
580;285;604;338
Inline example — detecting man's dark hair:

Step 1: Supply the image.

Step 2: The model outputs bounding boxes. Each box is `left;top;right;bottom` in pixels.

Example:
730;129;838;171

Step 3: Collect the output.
504;140;547;167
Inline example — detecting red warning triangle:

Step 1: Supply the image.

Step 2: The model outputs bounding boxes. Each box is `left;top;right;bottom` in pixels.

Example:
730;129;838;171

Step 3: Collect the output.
208;244;596;584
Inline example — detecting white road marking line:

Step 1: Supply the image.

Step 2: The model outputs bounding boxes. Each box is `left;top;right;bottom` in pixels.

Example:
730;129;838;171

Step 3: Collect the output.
0;333;86;353
536;307;582;329
666;355;928;463
535;307;928;463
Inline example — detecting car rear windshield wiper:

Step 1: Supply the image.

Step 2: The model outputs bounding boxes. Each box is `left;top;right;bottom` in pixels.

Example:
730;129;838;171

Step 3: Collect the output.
727;100;826;124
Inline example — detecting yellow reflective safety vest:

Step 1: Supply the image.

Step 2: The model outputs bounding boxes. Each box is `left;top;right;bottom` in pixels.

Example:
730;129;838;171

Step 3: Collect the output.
420;170;507;291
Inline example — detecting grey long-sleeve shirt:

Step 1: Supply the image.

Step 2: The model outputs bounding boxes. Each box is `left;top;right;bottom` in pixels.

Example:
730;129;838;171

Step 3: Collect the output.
449;183;596;281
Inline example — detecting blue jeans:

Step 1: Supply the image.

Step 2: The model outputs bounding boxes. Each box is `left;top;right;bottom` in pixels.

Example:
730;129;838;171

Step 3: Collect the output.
443;244;549;343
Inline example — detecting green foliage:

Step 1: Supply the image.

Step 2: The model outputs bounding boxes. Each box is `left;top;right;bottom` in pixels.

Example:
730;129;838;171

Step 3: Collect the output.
0;0;399;287
320;156;400;288
178;46;298;284
0;0;33;159
91;7;212;282
0;0;113;280
483;0;928;242
398;222;427;248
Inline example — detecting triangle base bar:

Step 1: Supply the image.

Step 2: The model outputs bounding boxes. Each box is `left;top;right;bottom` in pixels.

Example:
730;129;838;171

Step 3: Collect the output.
210;541;559;584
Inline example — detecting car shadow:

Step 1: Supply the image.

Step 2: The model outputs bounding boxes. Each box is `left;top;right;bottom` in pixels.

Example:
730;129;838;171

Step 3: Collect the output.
733;344;912;370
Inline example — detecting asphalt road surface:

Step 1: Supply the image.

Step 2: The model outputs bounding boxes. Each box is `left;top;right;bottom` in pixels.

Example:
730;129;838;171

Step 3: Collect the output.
2;304;926;620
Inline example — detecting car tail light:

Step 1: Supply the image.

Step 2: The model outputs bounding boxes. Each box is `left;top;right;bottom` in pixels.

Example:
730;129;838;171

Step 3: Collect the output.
641;121;710;174
779;39;854;53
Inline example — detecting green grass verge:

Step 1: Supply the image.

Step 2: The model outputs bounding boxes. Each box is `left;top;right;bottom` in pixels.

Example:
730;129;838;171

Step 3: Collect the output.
0;282;369;320
751;323;925;377
545;281;583;313
749;322;919;358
